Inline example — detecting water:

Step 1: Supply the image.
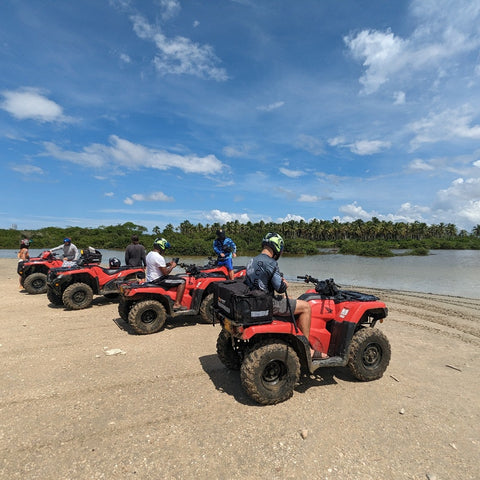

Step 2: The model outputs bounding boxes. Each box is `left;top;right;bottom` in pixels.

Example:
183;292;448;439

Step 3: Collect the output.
3;249;479;299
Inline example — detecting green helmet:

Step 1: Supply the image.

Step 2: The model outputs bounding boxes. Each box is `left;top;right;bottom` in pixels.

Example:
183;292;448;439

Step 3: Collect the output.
262;232;284;259
153;237;171;251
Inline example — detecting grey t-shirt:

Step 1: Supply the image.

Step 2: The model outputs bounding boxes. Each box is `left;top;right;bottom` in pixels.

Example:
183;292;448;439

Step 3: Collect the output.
245;253;287;295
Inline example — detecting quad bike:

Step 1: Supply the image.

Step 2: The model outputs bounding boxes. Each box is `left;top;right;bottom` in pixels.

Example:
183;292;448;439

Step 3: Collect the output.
46;249;144;310
213;275;390;405
19;250;64;294
118;259;246;335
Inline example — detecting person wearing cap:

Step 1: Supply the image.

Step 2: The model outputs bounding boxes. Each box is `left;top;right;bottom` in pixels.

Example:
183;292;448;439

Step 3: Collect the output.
50;238;79;261
146;237;186;311
213;229;237;280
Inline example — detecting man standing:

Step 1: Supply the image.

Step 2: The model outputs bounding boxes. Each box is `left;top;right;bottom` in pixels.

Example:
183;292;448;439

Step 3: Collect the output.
213;229;237;280
125;234;146;267
146;237;186;311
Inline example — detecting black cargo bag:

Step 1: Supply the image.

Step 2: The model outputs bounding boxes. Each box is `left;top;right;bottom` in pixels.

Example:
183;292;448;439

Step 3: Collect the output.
214;280;273;325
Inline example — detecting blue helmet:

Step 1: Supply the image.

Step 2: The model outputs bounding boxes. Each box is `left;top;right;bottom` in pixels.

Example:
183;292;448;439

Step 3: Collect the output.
64;237;71;244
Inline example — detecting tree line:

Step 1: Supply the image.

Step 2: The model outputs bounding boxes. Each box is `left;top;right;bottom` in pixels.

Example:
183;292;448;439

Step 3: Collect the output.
2;218;480;257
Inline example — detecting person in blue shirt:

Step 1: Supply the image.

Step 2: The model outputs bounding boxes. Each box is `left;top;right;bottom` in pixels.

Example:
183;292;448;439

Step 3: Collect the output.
213;229;237;280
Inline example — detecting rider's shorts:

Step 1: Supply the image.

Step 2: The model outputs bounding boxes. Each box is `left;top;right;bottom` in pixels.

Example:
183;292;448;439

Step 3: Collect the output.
218;257;233;271
272;296;297;316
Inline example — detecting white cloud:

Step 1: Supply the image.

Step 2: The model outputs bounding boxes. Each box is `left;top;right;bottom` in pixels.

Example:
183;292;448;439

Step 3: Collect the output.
206;209;250;223
393;91;406;105
11;164;44;175
131;15;227;80
349;139;391;155
345;0;480;94
160;0;180;20
119;53;131;64
408;158;435;171
43;135;226;175
328;136;346;147
222;144;252;158
277;213;305;223
104;192;114;197
298;194;319;202
257;101;285;112
124;191;174;205
1;88;71;123
344;29;406;94
336;201;430;224
409;106;480;148
280;167;304;178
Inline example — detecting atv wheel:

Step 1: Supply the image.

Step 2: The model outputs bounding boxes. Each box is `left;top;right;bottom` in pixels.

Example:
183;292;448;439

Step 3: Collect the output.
47;287;63;306
216;330;242;370
118;298;133;322
199;293;214;324
63;283;94;310
348;328;391;381
240;340;300;405
128;300;166;335
24;272;47;294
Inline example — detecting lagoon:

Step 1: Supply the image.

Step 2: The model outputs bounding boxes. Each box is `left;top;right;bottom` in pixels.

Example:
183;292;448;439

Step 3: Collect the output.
3;248;479;299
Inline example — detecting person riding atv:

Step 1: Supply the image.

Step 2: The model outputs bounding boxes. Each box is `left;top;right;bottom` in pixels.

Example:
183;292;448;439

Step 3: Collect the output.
118;256;246;335
212;234;391;405
46;250;144;310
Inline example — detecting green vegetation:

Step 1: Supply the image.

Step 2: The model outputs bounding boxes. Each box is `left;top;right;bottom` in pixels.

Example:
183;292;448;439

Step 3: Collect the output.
2;218;480;257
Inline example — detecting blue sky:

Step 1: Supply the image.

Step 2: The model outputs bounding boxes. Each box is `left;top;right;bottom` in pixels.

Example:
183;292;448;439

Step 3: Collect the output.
1;0;480;233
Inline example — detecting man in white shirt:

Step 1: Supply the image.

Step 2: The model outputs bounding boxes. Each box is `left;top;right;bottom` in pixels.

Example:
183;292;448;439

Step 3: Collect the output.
146;237;186;311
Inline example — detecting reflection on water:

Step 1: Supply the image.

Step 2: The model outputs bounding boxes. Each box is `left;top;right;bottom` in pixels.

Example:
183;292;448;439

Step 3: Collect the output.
2;249;479;299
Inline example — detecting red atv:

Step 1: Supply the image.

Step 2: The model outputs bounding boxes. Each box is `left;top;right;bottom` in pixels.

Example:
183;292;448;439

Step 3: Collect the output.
213;275;390;405
118;259;246;335
19;250;64;294
46;249;145;310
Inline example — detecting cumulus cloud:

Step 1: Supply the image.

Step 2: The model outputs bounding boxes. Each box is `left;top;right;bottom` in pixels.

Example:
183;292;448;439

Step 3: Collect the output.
131;14;227;80
337;201;430;224
280;167;304;178
159;0;180;20
124;191;174;205
349;140;391;155
1;88;71;123
409;106;480;149
206;209;250;223
277;213;306;223
408;158;435;171
344;29;405;94
328;136;391;155
344;0;480;94
43;135;226;175
298;194;320;202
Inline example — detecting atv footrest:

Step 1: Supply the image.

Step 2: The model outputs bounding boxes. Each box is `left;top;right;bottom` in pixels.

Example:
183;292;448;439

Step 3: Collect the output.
171;309;197;318
310;356;347;373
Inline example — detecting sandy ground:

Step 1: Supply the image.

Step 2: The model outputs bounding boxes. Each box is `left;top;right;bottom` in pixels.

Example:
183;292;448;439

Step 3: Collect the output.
0;257;479;480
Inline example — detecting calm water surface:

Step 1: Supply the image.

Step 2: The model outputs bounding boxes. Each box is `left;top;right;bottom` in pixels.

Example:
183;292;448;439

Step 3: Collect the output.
3;248;479;299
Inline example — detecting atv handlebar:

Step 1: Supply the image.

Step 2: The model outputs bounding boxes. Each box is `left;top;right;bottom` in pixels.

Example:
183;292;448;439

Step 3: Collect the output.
297;274;320;284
